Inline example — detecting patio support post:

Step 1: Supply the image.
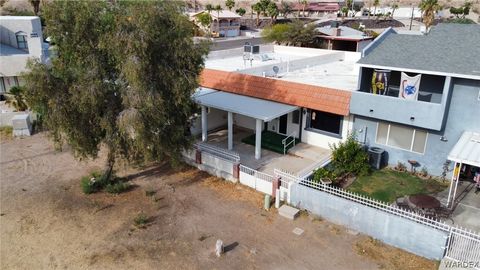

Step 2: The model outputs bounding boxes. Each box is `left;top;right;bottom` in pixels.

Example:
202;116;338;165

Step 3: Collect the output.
446;161;456;208
201;105;208;142
255;119;263;160
451;162;462;208
228;111;233;150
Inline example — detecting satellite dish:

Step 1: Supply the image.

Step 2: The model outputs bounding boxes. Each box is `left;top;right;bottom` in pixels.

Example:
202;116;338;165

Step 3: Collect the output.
273;66;279;76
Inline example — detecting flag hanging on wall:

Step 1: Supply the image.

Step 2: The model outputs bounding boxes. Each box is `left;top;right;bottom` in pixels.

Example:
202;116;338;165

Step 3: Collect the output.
399;73;421;100
371;69;391;95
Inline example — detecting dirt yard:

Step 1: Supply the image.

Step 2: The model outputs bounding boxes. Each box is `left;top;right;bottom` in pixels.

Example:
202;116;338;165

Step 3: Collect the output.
0;133;438;270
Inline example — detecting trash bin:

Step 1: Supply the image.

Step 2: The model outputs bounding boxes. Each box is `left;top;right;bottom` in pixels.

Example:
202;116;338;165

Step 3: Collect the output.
368;147;385;170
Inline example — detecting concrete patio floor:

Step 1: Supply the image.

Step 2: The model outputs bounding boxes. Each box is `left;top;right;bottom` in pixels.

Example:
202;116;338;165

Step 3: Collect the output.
204;128;331;176
436;180;480;233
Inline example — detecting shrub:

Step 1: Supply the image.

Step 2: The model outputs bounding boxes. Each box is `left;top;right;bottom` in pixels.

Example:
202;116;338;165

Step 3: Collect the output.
105;181;130;194
420;166;429;177
145;189;156;197
80;171;110;194
134;213;148;228
313;167;339;183
329;132;370;177
395;161;407;172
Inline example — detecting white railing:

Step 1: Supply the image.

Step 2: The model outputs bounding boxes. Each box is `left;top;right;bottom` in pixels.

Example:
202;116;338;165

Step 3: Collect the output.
282;131;297;155
445;227;480;268
195;142;240;163
296;155;332;179
239;165;276;196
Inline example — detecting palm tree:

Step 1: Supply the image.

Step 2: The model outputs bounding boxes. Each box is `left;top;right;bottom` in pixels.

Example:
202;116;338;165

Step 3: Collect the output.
280;1;292;18
373;0;379;20
214;4;222;35
205;3;213;13
341;6;349;20
298;0;308;17
267;1;279;23
5;86;28;112
391;3;399;18
419;0;440;31
225;0;235;11
252;3;262;26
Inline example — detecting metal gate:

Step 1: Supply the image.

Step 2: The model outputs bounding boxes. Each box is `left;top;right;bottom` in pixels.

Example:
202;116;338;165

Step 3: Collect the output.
445;227;480;269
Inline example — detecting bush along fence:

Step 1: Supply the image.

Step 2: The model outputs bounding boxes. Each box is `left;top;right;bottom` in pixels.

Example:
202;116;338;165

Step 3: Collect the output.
275;169;480;266
183;143;480;267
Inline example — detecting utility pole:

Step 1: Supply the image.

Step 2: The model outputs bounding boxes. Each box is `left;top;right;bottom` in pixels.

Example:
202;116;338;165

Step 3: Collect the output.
409;4;414;30
351;0;355;17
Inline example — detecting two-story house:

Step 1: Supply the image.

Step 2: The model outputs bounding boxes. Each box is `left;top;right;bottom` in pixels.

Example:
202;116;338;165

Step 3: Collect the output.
0;16;46;94
191;10;241;38
350;24;480;180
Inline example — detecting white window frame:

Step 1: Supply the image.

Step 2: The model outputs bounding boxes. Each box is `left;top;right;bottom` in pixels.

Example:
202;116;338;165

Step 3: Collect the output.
15;32;28;50
375;122;428;154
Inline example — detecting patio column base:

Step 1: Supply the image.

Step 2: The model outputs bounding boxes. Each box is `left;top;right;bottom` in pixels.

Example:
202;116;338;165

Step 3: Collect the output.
195;149;202;164
233;163;239;179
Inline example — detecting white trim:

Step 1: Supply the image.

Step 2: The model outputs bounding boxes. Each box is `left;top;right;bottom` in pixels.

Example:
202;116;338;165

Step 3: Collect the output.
410;129;416;151
357;63;480;81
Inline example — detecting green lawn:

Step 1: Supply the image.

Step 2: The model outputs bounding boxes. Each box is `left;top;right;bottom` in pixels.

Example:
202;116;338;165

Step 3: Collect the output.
241;130;300;154
347;169;449;203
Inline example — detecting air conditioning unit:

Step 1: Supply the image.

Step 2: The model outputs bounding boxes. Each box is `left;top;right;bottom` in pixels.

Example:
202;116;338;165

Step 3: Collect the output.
368;147;386;170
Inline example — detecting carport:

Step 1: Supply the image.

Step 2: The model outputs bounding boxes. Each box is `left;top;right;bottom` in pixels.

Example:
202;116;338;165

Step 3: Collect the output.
446;131;480;208
193;87;299;160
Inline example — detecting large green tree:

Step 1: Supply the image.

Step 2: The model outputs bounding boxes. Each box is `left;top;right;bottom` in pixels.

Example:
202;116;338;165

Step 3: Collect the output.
23;0;208;179
262;20;316;47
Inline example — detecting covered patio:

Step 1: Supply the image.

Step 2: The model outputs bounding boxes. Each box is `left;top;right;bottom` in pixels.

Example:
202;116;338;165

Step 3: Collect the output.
205;127;331;175
446;131;480;208
193;88;299;160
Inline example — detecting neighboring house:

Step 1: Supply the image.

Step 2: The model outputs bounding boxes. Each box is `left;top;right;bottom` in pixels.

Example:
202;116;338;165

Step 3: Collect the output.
291;1;340;17
0;16;47;94
351;24;480;178
190;10;241;38
191;45;360;163
316;21;373;52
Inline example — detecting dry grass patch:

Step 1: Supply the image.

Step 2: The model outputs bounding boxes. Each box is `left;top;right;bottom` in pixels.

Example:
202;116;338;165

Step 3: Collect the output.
201;176;263;207
354;237;439;270
0;126;13;142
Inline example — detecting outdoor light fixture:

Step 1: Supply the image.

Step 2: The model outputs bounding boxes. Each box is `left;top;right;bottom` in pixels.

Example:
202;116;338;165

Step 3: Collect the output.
410;116;415;121
440;136;448;142
369;109;374;113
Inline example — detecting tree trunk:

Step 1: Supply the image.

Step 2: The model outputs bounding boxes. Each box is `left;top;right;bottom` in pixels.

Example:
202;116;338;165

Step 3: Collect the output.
103;150;115;182
256;13;260;26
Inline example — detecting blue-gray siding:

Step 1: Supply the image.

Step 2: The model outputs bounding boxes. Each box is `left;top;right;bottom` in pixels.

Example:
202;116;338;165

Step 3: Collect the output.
353;78;480;176
291;183;449;260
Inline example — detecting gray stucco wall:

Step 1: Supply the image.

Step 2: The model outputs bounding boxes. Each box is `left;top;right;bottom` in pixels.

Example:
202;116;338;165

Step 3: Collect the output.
291;183;449;260
353;78;480;176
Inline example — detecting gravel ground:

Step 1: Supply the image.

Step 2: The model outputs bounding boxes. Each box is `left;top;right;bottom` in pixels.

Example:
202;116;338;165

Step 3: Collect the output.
0;133;437;269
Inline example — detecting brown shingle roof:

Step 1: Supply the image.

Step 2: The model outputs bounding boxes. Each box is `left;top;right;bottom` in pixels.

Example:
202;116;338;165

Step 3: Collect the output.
199;69;351;116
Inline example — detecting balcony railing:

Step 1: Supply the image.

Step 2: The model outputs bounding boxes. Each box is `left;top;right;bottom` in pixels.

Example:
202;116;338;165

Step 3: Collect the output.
359;86;443;104
350;90;448;131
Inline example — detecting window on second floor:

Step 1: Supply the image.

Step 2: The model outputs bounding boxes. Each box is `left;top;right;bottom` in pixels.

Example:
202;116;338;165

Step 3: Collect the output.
16;32;28;51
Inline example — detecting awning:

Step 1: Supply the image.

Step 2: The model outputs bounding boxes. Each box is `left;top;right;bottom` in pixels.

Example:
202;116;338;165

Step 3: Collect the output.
193;87;299;122
448;131;480;167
